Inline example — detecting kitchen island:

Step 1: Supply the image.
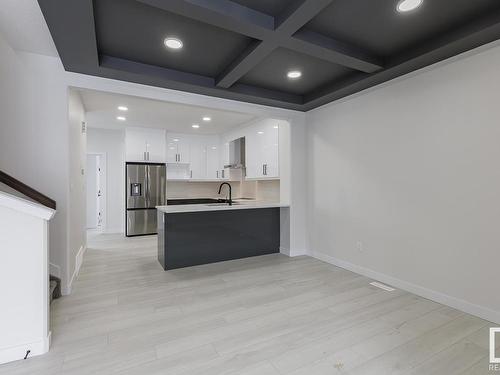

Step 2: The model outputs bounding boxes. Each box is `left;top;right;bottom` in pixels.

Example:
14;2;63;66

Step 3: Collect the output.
156;201;288;270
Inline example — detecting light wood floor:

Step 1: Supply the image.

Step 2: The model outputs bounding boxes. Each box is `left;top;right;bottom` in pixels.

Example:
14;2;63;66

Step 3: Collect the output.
0;233;496;374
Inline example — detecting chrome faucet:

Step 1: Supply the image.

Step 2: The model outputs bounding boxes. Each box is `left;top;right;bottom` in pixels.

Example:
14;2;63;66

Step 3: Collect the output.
218;182;232;205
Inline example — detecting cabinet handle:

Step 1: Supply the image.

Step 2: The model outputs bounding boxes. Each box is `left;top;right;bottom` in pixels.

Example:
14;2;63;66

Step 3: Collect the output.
178;154;181;162
190;170;193;179
216;171;219;178
222;170;225;179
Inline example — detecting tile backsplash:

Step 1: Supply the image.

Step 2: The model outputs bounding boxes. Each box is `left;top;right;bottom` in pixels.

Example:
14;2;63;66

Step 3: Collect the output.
167;179;280;201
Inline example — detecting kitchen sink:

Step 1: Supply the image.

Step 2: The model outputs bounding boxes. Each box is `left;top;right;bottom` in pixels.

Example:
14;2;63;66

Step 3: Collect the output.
167;198;224;205
205;202;242;207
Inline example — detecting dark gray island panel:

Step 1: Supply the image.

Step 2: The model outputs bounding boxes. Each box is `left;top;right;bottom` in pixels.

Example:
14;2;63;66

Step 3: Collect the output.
158;208;280;270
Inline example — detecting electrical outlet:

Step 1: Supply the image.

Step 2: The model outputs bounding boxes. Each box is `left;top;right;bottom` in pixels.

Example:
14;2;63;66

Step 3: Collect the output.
356;241;364;252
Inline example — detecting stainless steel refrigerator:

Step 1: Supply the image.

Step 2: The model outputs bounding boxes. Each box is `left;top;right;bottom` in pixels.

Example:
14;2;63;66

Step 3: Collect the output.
126;162;166;236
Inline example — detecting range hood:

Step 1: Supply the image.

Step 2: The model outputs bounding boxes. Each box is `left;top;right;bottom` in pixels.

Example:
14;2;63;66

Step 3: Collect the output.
224;137;245;169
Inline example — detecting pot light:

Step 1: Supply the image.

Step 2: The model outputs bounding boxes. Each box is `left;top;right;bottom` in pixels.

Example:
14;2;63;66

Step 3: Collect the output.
257;131;264;135
287;70;302;79
202;116;211;122
397;0;423;12
117;106;128;111
173;138;179;142
164;37;183;50
273;125;278;129
192;124;200;129
116;116;126;121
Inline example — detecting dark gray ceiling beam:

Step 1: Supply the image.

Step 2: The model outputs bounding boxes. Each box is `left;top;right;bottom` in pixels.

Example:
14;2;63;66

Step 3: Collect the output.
216;41;278;88
38;0;99;71
303;10;500;111
215;0;335;88
138;0;384;75
99;55;304;109
137;0;274;40
286;30;384;73
275;0;333;36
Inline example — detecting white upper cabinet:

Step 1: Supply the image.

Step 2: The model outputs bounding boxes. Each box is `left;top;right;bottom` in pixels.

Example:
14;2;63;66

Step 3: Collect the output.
245;127;263;179
126;128;166;162
220;140;230;180
244;120;280;179
206;136;221;180
262;122;279;178
189;137;206;179
165;133;224;180
166;134;190;164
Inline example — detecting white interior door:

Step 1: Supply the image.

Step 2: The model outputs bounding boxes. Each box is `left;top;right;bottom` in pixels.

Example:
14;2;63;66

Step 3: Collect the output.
86;154;104;229
96;156;103;228
86;155;98;229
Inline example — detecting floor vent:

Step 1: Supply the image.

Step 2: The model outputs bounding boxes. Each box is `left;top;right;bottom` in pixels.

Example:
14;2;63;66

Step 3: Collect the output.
370;281;396;292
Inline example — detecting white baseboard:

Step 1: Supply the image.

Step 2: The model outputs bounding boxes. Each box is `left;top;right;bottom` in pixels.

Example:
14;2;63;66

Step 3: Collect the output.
103;228;124;234
280;247;308;257
49;263;60;278
310;250;500;325
0;332;50;365
279;247;290;256
64;245;86;295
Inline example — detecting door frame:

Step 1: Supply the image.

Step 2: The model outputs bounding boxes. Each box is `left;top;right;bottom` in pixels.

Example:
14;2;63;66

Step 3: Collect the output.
86;152;107;232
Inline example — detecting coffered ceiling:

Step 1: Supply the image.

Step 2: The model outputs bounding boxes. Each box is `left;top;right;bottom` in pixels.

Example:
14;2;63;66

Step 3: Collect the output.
38;0;500;111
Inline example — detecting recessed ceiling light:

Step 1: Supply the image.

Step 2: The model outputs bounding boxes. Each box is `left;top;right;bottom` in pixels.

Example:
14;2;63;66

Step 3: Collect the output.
257;131;264;135
211;146;217;150
273;125;278;129
173;138;179;142
117;106;128;111
202;117;211;122
397;0;423;12
164;37;183;50
116;116;126;121
287;70;302;79
192;124;200;129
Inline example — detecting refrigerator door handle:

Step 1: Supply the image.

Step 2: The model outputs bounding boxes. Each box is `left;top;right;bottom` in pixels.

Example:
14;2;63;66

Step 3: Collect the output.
145;165;150;207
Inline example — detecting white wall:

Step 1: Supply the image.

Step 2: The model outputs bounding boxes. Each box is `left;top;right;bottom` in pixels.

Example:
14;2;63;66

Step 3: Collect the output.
67;89;87;288
0;33;71;291
87;128;125;233
306;42;500;323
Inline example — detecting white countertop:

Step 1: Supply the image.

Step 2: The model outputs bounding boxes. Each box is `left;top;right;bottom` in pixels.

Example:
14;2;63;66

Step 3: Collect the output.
157;201;289;214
